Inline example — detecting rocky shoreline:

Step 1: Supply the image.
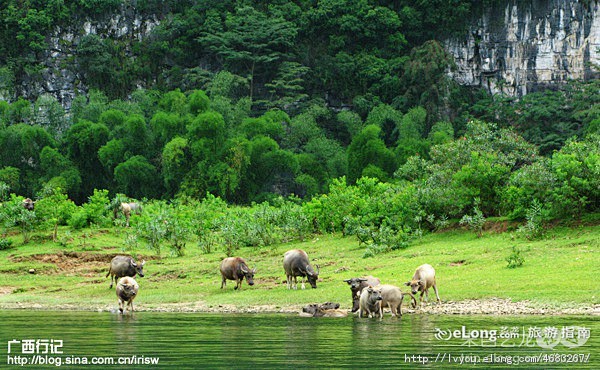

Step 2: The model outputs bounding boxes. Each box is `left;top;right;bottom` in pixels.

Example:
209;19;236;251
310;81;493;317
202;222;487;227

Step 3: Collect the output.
1;298;598;315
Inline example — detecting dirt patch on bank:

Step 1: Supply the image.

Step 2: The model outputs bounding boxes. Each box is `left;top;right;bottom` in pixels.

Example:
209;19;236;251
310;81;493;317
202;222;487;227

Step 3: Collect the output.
9;252;157;276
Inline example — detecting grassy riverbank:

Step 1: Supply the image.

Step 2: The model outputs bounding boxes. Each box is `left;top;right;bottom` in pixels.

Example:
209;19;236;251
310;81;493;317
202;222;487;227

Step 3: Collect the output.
0;223;598;314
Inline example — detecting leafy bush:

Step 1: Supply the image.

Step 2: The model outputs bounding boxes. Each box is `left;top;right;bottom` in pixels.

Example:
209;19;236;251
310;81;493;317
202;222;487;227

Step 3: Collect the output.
549;135;600;218
516;200;548;240
68;189;111;229
459;201;486;237
0;238;12;250
506;246;525;268
0;195;38;243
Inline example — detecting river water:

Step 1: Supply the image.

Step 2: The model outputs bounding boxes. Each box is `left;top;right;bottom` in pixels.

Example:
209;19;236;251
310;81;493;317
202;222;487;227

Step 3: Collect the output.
0;311;597;368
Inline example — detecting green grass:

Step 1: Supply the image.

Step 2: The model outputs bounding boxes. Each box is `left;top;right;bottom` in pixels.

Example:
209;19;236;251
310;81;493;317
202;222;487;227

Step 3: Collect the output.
0;223;598;311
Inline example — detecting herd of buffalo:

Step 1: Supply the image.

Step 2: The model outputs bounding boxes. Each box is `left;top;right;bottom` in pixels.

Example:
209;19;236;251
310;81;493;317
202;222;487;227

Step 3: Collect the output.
106;249;441;318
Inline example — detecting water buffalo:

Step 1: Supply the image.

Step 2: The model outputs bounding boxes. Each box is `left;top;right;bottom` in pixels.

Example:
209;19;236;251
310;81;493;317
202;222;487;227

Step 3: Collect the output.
22;198;35;211
116;276;139;314
220;257;256;290
106;256;145;289
302;302;339;315
283;249;320;289
379;284;418;317
359;285;383;319
116;202;142;227
405;264;441;306
300;302;346;317
343;276;381;312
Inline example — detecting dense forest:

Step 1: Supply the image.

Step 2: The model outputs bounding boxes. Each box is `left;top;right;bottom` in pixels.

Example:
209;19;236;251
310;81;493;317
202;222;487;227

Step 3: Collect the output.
0;0;598;229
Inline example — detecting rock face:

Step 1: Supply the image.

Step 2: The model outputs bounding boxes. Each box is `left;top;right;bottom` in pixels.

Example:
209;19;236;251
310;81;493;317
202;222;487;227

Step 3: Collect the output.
445;0;600;96
15;6;159;109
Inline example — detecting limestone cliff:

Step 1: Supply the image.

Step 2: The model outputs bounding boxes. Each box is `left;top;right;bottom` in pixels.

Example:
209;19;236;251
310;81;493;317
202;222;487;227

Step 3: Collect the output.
16;6;159;108
445;0;600;96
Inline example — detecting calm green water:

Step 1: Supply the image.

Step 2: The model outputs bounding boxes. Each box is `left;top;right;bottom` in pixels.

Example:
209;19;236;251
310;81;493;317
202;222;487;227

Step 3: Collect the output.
0;311;597;369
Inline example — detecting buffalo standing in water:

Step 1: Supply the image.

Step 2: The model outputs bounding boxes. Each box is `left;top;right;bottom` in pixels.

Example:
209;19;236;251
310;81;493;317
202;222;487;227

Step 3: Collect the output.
116;276;139;314
343;276;381;312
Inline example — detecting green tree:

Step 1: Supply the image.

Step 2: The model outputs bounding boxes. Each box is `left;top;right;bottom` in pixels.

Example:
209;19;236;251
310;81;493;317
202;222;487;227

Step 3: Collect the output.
114;155;161;199
199;5;298;102
64;120;110;202
188;89;210;115
187;111;226;159
265;61;310;112
365;104;403;146
347;125;396;184
39;146;81;195
0;167;20;194
33;94;67;139
162;137;191;197
35;187;77;241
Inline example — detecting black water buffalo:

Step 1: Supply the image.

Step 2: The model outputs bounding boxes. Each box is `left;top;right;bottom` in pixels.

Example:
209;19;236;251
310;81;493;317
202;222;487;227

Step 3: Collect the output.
283;249;320;289
22;198;35;211
116;276;139;314
343;276;381;312
106;256;145;289
220;257;256;290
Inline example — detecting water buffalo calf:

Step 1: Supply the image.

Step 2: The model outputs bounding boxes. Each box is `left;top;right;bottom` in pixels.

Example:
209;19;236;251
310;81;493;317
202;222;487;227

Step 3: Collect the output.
379;284;417;317
116;276;139;314
405;264;441;306
359;285;383;319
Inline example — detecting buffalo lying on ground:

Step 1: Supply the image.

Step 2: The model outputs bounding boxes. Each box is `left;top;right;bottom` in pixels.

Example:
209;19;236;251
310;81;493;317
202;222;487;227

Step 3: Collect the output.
405;264;441;306
359;285;383;319
116;276;139;314
220;257;256;290
300;302;347;317
106;256;145;289
343;276;381;312
283;249;320;289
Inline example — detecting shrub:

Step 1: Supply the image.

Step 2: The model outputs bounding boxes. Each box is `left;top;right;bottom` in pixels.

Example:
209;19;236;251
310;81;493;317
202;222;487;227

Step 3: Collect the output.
516;200;548;240
506;246;525;268
0;238;12;250
459;201;486;237
68;189;111;229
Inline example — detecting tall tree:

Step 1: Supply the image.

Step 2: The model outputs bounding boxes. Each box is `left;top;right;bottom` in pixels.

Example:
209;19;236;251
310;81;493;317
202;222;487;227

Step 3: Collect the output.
199;6;298;102
63;120;110;202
